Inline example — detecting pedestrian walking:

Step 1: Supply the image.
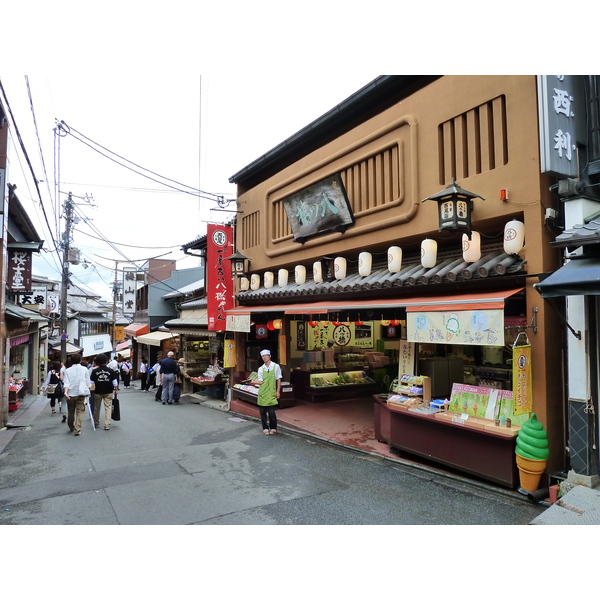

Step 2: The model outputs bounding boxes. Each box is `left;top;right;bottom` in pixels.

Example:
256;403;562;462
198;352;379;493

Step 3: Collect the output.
62;354;92;436
139;357;149;391
41;361;64;417
250;349;282;435
108;355;120;388
160;351;179;404
121;358;132;388
90;353;119;430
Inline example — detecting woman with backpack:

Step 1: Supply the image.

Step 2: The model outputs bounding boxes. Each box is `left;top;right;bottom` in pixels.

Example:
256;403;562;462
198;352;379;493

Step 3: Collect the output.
41;361;66;421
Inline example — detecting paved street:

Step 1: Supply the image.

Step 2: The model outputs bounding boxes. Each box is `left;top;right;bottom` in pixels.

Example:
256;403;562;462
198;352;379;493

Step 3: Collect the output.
0;386;545;525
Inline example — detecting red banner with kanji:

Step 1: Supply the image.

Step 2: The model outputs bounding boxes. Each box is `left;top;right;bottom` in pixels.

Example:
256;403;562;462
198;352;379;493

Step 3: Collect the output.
206;224;234;331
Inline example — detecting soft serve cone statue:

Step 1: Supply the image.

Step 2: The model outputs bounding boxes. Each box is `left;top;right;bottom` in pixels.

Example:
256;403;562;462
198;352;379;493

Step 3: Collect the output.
515;413;549;492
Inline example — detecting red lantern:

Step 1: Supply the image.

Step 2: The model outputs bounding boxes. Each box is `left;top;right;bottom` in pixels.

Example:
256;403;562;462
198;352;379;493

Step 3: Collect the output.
267;321;275;330
354;320;363;326
308;320;318;328
391;319;401;326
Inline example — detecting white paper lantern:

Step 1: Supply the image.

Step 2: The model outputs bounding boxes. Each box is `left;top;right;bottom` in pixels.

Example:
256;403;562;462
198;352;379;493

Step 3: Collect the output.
462;231;481;263
388;246;403;273
240;277;250;291
250;273;260;290
313;261;323;283
358;252;372;276
264;271;274;289
504;220;525;254
295;265;306;285
334;257;347;280
421;239;437;268
278;269;289;287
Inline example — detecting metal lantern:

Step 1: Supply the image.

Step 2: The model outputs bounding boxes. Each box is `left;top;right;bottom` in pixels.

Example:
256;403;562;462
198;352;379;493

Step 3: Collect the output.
422;178;484;234
224;251;250;277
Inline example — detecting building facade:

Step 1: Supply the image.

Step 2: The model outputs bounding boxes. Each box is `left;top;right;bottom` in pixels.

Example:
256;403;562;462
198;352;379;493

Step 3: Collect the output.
227;75;578;485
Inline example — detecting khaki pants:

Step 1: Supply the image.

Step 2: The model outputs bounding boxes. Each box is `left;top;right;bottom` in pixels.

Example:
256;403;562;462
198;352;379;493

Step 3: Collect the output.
67;395;87;434
93;392;113;429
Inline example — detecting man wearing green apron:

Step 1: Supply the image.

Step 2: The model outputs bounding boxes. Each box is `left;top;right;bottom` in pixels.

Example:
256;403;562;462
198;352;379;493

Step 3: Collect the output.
252;349;282;435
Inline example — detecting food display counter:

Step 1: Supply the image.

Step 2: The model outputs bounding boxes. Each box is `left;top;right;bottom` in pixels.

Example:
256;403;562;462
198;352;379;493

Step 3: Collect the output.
231;381;297;408
373;395;521;488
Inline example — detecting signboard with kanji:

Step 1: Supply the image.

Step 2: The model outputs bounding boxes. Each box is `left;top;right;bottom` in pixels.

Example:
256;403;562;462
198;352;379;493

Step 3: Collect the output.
282;174;354;243
122;267;137;314
206;224;233;331
7;248;32;292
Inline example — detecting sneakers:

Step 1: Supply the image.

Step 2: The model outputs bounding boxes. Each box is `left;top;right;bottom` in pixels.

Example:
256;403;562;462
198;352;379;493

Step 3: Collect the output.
74;432;81;436
162;401;166;405
104;426;110;430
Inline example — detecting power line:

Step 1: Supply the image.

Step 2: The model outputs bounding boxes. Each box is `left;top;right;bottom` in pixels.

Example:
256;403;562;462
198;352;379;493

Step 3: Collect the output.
57;120;234;206
73;227;182;250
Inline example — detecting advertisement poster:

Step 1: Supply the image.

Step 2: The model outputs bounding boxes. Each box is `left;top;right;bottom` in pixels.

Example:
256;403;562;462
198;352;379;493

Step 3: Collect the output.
513;344;532;415
224;339;236;368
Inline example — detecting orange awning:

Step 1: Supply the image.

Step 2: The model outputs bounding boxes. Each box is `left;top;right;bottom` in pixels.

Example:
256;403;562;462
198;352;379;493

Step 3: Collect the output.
226;288;524;315
124;323;149;336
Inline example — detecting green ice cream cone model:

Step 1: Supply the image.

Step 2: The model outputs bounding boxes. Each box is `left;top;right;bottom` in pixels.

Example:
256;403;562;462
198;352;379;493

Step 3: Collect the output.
515;413;549;492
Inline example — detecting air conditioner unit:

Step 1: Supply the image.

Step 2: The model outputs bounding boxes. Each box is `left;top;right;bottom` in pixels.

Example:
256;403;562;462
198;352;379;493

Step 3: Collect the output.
67;248;81;265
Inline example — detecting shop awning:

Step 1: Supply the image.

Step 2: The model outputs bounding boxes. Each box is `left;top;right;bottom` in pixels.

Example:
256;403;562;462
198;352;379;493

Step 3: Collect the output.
163;316;217;337
118;348;132;359
50;341;83;354
227;288;524;315
116;341;131;351
80;334;112;357
534;257;600;298
135;331;175;346
124;323;149;336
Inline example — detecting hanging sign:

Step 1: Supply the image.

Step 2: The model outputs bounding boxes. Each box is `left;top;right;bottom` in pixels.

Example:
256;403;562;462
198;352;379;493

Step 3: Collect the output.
226;314;251;333
513;340;532;415
224;339;236;368
122;267;137;314
206;224;234;331
19;286;47;307
278;331;287;366
398;340;416;376
7;248;33;293
407;309;504;346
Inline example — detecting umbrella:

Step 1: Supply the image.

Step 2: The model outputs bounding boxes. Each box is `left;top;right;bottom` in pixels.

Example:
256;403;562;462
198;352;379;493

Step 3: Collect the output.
88;399;95;431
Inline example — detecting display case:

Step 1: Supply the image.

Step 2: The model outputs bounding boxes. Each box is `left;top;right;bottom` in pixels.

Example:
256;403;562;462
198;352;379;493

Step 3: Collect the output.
290;369;378;403
231;381;296;408
385;375;432;411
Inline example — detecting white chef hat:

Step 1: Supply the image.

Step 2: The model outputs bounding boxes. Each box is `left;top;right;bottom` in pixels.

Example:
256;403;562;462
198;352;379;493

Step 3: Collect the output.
260;349;271;356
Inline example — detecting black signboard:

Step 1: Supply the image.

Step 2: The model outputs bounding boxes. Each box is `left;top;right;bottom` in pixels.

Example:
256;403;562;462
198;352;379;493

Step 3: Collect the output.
282;174;354;243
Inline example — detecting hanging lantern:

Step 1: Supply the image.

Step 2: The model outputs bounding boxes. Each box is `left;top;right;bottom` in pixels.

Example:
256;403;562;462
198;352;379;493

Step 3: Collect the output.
272;319;283;329
391;319;401;326
295;265;306;285
313;261;323;283
267;320;275;330
462;231;481;263
319;320;330;327
421;239;437;268
381;319;391;326
264;271;274;289
308;319;318;328
388;246;402;273
278;269;289;287
358;252;372;277
421;178;484;234
355;314;363;326
250;274;260;290
334;257;347;280
504;219;525;254
240;277;250;291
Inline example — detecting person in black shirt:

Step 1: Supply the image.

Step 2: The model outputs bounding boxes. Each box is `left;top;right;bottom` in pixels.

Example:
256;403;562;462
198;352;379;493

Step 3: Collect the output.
90;353;119;430
160;351;179;404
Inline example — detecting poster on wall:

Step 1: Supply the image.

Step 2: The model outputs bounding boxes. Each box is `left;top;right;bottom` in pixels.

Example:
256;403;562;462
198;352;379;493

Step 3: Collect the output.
398;340;415;376
305;321;374;349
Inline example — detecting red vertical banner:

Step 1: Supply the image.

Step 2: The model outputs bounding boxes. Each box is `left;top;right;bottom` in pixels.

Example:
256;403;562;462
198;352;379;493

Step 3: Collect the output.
207;223;234;331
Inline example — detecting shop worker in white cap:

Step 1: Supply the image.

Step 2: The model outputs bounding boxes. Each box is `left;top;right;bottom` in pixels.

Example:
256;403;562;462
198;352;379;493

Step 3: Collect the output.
251;349;282;435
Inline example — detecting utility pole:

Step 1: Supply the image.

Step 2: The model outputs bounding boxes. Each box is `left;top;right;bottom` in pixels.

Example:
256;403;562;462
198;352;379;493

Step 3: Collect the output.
60;192;74;363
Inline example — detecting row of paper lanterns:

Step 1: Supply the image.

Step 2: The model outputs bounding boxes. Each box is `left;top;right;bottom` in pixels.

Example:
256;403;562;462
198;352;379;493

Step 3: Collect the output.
240;219;525;291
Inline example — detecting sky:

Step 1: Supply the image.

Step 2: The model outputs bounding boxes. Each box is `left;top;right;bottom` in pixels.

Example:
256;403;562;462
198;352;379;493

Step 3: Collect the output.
1;71;375;301
1;4;584;305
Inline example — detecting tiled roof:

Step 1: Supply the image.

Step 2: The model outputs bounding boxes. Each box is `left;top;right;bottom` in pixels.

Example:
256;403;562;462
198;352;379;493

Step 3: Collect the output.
552;218;600;248
236;248;526;304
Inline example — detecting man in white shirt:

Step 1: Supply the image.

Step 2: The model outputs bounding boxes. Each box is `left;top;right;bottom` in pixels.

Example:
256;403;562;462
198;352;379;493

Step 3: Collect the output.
107;355;120;388
63;353;92;436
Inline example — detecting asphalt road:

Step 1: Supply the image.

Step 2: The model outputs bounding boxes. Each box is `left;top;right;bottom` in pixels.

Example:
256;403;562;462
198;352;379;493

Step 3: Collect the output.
0;386;545;525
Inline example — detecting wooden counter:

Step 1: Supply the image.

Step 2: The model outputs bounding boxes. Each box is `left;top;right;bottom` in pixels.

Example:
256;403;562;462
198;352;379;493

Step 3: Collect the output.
374;396;520;488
